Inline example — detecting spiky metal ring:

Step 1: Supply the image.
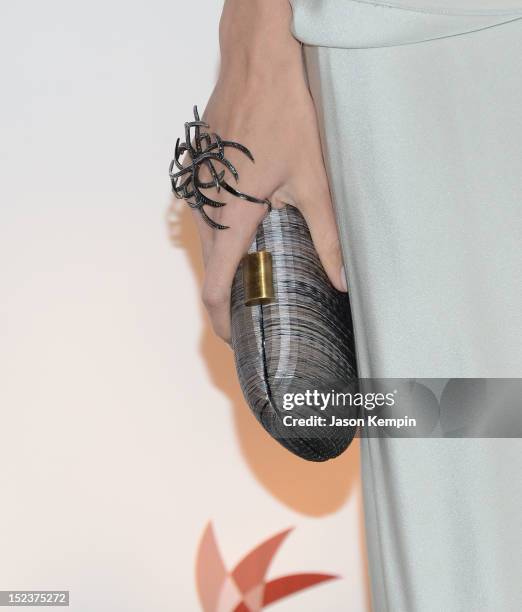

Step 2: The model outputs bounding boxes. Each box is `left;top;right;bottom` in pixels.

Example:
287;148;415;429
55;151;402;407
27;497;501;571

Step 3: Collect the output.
169;106;272;230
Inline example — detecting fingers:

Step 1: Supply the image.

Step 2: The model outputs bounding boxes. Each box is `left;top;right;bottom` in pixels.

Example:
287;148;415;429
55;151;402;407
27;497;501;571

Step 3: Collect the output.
298;183;347;293
201;198;268;342
186;139;273;342
191;208;213;266
194;175;346;346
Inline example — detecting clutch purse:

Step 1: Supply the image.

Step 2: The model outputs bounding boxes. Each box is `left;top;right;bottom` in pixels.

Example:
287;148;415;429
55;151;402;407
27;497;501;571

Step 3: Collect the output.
231;204;358;462
169;107;358;461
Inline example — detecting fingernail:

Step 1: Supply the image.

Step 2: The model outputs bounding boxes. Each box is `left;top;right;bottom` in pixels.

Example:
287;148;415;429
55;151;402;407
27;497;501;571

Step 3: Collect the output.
339;266;348;292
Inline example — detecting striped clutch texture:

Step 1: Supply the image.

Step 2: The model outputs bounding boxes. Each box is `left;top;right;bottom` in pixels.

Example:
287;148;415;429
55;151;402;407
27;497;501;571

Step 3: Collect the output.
231;205;358;462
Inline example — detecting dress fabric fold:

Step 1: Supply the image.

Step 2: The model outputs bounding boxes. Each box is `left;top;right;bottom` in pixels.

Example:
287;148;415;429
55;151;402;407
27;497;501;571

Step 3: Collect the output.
291;0;522;48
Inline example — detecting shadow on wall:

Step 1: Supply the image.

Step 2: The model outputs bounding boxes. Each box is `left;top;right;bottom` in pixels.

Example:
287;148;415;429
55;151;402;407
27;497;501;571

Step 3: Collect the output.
166;196;360;517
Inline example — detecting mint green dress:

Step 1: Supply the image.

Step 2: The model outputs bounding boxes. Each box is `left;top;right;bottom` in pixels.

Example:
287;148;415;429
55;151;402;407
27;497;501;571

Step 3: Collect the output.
290;2;522;610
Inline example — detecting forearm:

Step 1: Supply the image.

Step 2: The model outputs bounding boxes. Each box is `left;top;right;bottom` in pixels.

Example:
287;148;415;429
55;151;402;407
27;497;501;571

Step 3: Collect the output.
218;0;301;85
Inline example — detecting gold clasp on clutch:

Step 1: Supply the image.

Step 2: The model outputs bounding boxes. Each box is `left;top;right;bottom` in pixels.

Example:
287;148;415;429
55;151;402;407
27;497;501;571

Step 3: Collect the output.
242;251;274;306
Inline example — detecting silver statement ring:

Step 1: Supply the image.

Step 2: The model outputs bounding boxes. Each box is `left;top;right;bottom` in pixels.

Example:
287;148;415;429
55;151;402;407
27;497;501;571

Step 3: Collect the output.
169;106;272;230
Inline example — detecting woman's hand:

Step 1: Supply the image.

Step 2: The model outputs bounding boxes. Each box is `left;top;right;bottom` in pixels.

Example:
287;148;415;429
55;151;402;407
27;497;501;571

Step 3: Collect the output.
192;0;346;343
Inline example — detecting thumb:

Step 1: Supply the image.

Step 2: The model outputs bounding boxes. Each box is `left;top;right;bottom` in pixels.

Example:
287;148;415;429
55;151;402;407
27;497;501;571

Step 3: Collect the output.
298;190;347;293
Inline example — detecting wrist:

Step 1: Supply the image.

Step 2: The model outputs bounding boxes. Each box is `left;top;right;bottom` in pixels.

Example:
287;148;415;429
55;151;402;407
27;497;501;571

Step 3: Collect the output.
218;0;300;83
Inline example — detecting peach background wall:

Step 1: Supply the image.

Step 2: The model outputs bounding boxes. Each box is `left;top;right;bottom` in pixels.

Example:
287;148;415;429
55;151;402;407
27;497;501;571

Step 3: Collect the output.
0;1;368;610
